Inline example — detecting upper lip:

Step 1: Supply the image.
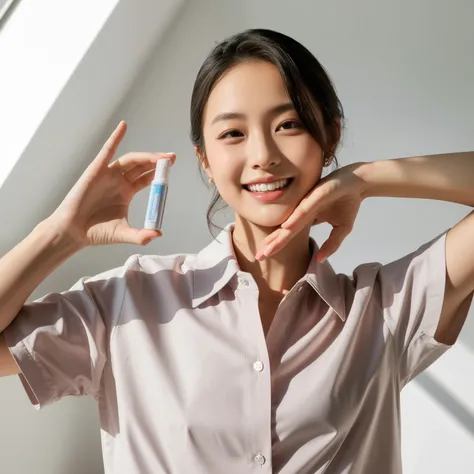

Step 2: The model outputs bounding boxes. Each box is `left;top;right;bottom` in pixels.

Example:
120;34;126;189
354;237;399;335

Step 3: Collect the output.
243;176;291;186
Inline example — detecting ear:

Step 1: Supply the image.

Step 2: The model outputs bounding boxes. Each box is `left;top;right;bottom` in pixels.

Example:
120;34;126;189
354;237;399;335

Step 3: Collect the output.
195;146;212;179
329;117;342;154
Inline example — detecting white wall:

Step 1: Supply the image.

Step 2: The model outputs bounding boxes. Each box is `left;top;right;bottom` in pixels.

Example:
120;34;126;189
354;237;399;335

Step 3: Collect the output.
0;0;473;473
0;0;120;189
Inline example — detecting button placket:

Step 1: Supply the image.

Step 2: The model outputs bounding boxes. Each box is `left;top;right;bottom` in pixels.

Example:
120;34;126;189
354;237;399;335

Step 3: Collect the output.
237;272;271;471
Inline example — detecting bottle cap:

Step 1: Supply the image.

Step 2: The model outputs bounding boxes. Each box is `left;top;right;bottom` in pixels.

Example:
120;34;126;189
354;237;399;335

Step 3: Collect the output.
153;158;171;182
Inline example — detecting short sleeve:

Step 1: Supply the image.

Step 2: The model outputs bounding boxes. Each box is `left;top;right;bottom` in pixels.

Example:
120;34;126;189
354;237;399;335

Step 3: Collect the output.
2;260;132;409
376;232;463;387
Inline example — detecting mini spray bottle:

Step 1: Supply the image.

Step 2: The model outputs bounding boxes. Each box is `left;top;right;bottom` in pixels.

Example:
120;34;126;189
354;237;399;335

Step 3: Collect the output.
144;158;171;231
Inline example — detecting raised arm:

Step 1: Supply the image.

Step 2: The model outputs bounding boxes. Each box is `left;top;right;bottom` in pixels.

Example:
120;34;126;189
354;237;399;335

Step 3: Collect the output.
261;151;474;345
358;152;474;345
0;121;174;376
0;219;81;375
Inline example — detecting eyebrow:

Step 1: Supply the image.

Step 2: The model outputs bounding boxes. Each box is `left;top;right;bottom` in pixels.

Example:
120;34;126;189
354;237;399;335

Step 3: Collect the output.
211;102;295;125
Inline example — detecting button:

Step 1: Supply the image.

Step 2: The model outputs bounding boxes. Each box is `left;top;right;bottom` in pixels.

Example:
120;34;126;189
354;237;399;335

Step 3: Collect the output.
297;285;304;292
238;277;249;286
253;360;264;372
254;453;266;465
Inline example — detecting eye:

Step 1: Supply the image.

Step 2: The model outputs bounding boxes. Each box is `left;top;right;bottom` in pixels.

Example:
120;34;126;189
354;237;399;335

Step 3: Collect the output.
218;129;244;140
278;120;302;131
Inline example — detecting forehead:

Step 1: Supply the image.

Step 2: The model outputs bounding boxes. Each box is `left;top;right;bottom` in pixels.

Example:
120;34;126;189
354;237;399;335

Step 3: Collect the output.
204;60;291;121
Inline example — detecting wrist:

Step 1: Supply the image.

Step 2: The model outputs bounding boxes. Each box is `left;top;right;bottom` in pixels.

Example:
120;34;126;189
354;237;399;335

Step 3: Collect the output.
36;216;86;256
353;160;403;199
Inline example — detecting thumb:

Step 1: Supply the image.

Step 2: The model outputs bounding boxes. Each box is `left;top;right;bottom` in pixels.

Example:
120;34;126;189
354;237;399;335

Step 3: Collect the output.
117;227;162;246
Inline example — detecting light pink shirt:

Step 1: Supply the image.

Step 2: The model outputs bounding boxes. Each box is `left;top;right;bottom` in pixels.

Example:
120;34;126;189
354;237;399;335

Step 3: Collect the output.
5;225;467;474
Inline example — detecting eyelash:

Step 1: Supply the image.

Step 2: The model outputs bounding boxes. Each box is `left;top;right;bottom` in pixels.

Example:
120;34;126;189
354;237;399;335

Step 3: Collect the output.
279;119;301;130
218;120;302;140
219;129;244;140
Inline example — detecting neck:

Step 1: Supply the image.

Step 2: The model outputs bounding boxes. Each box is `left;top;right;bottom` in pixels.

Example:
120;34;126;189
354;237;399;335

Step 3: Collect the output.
231;217;312;295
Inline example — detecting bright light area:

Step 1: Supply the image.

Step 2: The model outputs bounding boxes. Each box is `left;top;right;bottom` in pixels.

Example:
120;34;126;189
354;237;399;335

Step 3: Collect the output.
0;0;119;188
0;0;16;20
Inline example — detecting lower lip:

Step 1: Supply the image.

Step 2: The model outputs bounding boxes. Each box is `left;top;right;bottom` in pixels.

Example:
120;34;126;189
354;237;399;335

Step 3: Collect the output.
245;187;287;202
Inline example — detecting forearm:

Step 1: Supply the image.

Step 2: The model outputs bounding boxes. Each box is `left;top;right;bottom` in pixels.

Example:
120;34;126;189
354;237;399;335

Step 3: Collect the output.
357;151;474;207
0;217;83;333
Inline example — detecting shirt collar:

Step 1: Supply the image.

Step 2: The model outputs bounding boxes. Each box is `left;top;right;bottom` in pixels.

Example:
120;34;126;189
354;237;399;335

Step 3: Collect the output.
190;224;346;321
304;240;346;321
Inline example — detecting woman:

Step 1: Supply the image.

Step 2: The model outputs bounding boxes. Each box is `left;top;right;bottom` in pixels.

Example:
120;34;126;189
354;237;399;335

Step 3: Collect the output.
0;29;473;474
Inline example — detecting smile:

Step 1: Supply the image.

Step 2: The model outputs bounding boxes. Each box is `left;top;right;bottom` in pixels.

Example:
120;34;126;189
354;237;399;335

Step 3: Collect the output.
244;178;291;193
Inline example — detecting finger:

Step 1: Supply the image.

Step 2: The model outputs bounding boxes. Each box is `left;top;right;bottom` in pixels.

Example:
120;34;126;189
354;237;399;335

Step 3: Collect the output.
109;152;160;172
93;121;127;170
255;229;283;260
132;170;156;192
123;163;157;182
259;214;313;259
260;229;282;248
116;227;162;245
281;188;325;230
257;228;295;260
281;201;313;229
110;152;176;174
317;226;350;262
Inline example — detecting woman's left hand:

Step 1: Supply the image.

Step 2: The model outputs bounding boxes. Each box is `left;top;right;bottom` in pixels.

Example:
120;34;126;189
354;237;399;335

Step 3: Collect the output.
256;163;367;262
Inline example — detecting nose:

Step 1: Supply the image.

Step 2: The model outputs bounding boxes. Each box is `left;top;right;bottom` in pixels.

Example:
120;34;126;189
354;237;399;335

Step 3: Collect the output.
248;132;281;170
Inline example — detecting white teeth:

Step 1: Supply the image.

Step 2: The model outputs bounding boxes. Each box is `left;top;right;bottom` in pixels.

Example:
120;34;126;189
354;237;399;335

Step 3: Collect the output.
247;179;289;193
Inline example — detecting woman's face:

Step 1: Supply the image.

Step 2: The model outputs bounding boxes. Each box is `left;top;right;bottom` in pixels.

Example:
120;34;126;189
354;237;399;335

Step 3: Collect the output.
200;60;325;229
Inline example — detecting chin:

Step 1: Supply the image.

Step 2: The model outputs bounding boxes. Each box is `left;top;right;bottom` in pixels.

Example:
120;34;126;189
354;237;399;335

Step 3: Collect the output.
237;208;294;230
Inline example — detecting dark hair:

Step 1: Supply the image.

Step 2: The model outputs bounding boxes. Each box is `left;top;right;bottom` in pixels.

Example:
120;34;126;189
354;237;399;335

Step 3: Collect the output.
190;28;344;233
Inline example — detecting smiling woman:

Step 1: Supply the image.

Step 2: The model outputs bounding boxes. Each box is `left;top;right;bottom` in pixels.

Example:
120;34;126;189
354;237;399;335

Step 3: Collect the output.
198;60;330;234
0;28;473;474
190;29;342;233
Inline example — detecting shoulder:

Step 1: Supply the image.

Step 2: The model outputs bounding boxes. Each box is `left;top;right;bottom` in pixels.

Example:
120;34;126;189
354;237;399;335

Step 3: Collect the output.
81;230;234;311
123;251;200;275
336;262;382;303
77;251;202;301
346;231;447;290
339;232;448;326
119;251;202;293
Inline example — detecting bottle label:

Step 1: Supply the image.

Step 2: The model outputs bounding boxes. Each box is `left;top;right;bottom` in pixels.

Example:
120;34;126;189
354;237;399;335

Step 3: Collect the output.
146;183;165;222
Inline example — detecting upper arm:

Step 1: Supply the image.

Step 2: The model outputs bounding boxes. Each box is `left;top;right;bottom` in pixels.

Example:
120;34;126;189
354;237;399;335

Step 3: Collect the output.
0;262;130;407
437;210;474;344
0;333;20;377
2;279;110;407
377;231;469;386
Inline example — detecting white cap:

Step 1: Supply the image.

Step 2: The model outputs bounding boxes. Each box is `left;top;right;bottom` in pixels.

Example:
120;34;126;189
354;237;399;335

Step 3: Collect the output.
153;158;171;182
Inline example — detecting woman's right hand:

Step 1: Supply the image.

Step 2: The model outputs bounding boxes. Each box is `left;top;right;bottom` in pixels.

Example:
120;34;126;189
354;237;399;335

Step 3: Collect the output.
48;121;176;248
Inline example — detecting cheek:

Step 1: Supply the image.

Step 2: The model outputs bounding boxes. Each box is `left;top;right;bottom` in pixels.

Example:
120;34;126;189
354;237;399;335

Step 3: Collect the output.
285;138;324;179
205;142;244;183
